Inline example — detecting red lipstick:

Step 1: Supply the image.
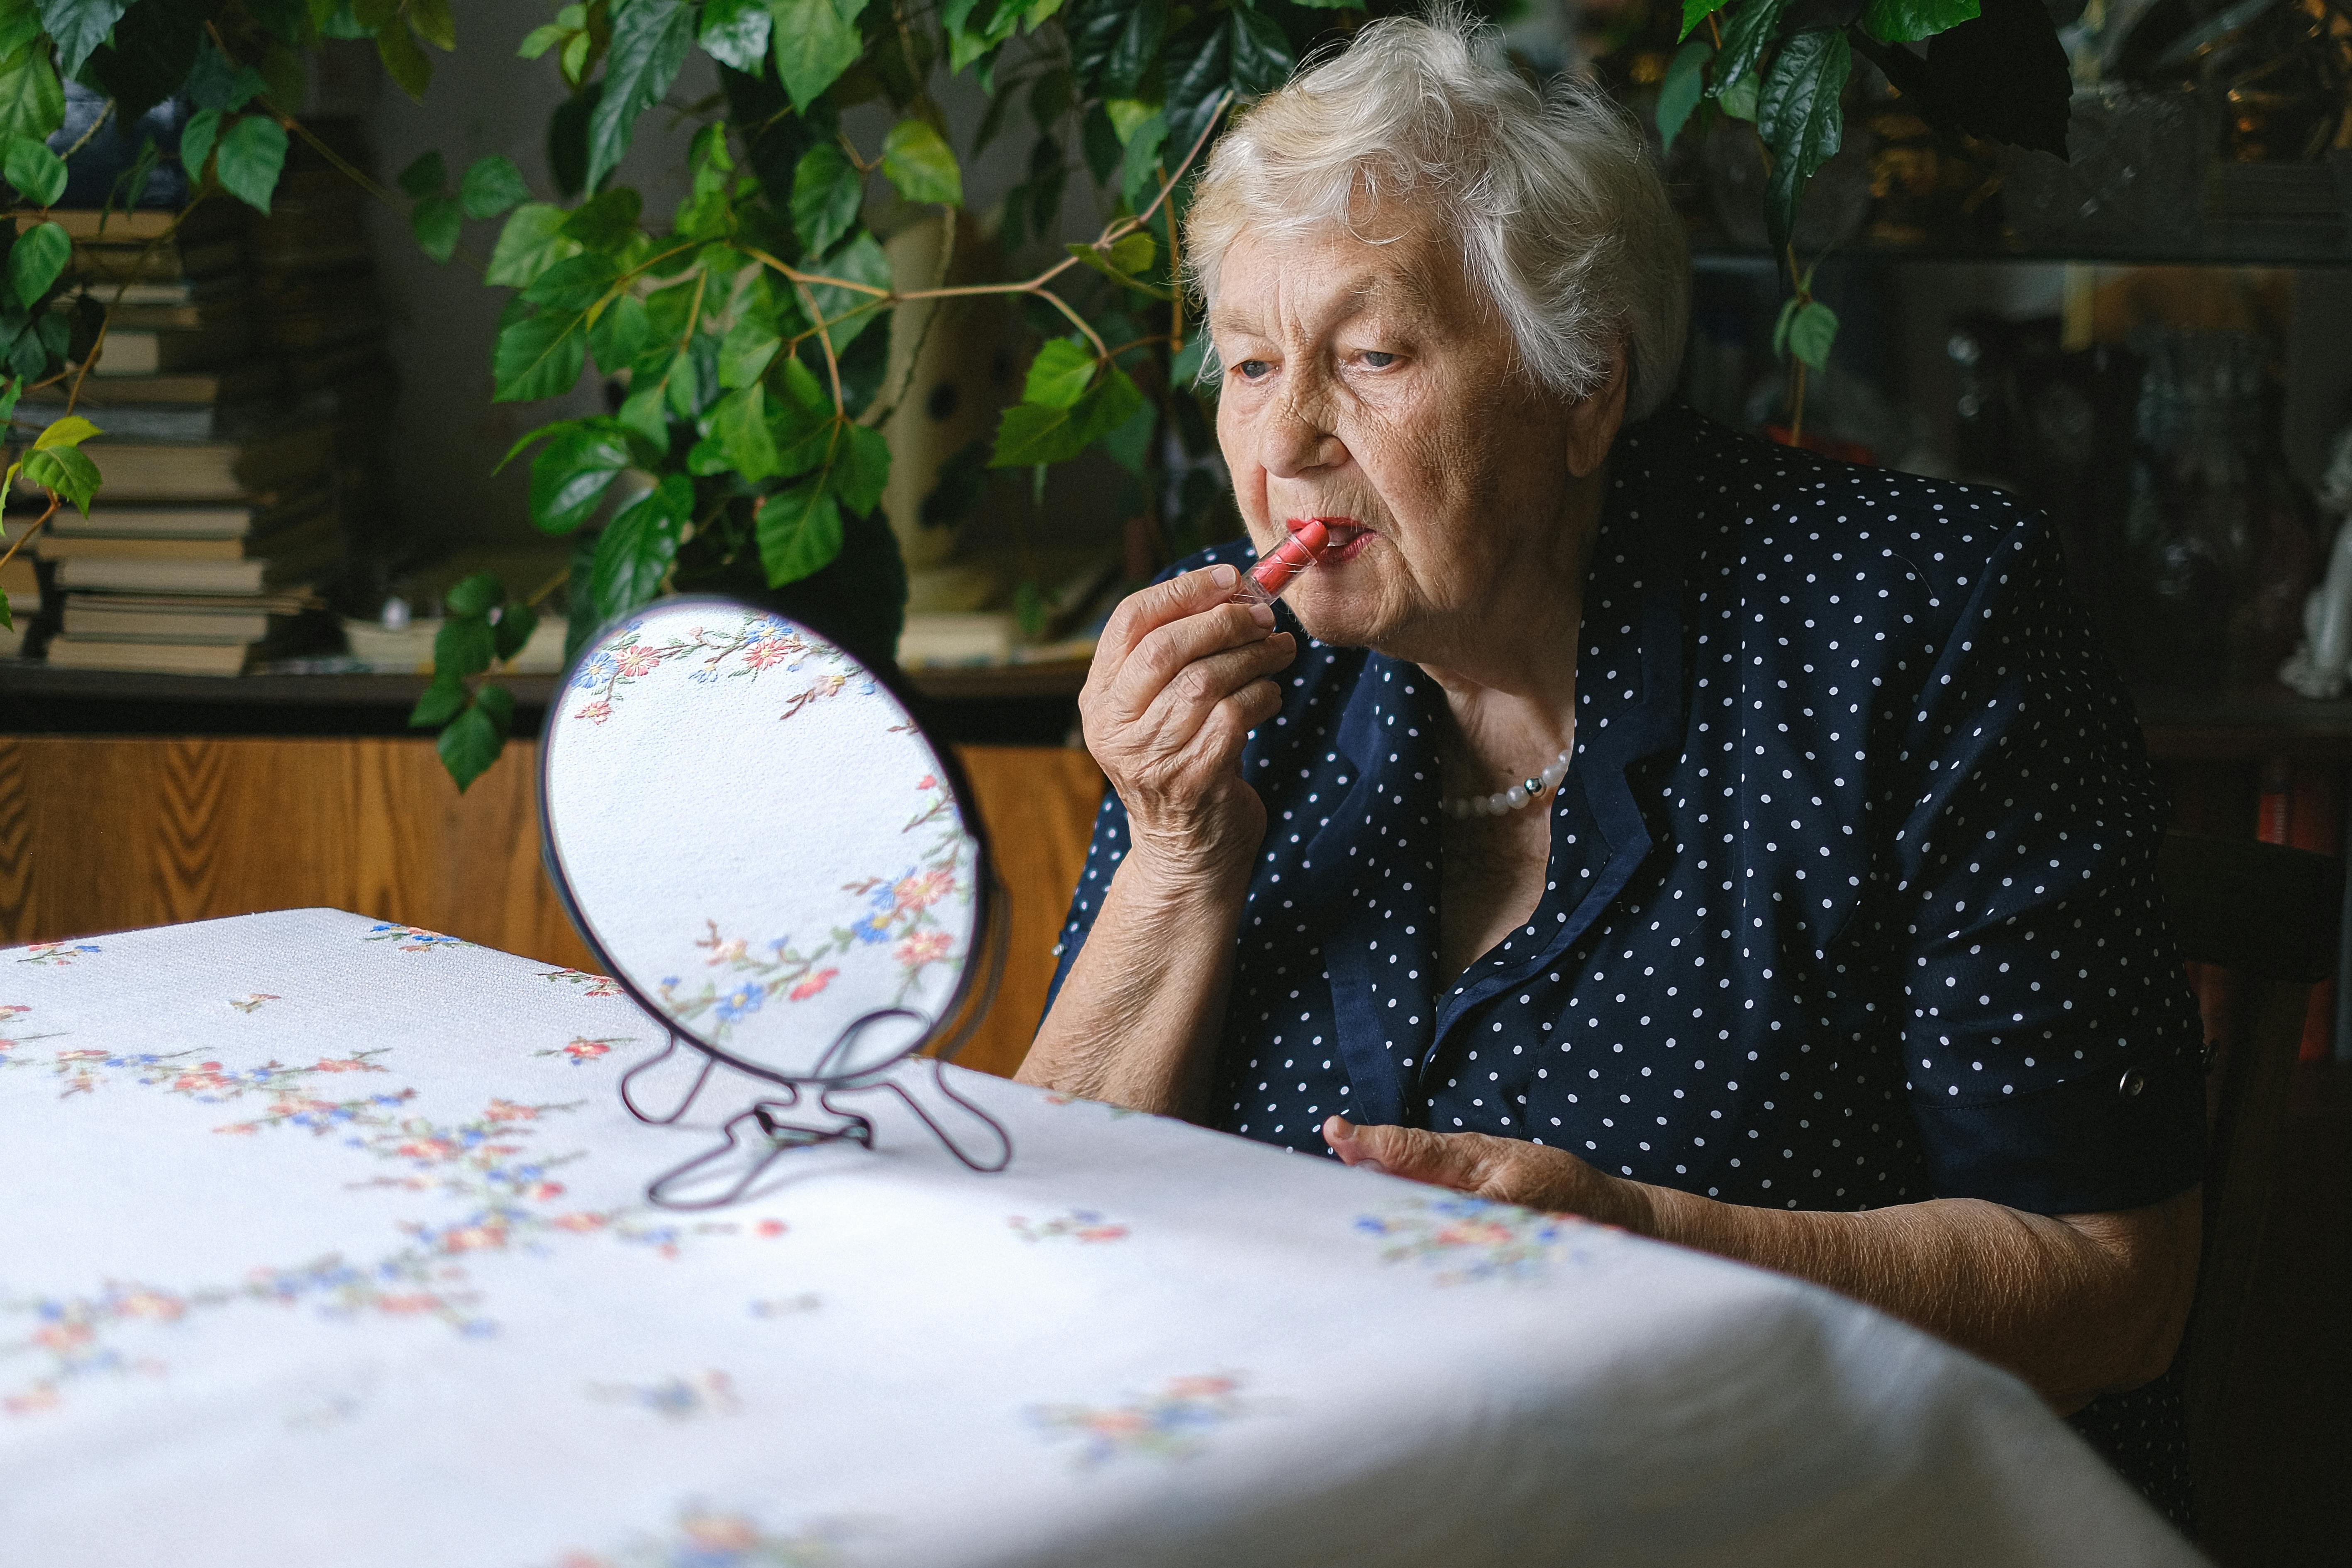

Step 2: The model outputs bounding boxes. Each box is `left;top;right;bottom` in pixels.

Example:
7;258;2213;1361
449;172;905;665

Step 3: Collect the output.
1231;518;1330;608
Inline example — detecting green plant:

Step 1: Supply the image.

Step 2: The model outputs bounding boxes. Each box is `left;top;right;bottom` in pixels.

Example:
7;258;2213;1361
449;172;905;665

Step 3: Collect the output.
1654;0;2071;437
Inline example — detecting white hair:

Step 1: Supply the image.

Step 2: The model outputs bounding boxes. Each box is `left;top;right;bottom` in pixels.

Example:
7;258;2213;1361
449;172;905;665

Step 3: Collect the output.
1183;9;1689;419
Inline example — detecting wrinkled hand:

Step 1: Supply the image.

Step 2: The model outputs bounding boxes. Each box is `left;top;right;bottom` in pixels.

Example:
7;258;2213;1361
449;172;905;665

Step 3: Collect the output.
1322;1115;1654;1233
1080;564;1296;884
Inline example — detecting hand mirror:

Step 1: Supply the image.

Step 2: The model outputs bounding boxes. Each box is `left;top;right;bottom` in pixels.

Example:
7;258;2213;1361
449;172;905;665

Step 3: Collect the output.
539;596;1011;1204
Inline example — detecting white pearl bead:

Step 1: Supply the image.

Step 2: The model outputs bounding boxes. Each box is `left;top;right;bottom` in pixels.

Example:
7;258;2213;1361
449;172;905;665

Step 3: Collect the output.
1503;784;1528;808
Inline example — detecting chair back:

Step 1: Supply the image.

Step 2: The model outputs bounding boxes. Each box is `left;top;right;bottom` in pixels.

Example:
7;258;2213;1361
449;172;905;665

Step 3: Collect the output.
2157;830;2343;1509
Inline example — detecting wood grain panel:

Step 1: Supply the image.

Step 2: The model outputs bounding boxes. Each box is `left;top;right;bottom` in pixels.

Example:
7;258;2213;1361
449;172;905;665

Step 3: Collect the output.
0;737;1100;1078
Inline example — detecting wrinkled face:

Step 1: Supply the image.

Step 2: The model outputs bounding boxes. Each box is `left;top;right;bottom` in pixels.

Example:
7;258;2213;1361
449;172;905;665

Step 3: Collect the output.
1208;206;1584;657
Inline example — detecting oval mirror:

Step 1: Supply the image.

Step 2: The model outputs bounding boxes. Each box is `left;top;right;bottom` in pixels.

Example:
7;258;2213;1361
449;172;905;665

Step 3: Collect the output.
539;597;993;1088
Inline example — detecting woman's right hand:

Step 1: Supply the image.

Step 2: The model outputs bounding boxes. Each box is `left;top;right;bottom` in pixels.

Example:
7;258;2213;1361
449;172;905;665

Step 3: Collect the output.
1080;563;1296;884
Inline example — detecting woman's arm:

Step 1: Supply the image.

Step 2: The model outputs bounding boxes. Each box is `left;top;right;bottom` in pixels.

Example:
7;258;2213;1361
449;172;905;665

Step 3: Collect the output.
1016;565;1294;1118
1323;1118;2202;1412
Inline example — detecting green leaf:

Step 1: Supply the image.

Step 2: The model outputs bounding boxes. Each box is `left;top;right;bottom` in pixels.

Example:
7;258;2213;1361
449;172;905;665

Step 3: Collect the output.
712;383;781;479
19;442;99;512
1772;294;1799;359
1711;0;1788;99
561;186;644;251
492;307;589;402
493;603;539;660
408;673;470;728
444;570;503;617
5;134;66;205
37;0;129;78
769;0;863;113
1116;109;1166;212
717;315;781;389
1227;4;1291;94
486;203;583;286
698;0;772;70
790;142;864;258
1170;331;1210;386
214;113;289;212
1757;28;1851;257
1680;0;1734;39
0;41;65;146
1720;74;1758;122
434;613;495;677
1021;336;1097;410
1161;20;1231;170
588;291;652;374
518;21;569;60
179;107;222;181
880;117;961;205
835;421;890;515
459;154;530;219
1100;392;1153;475
409;0;456;53
411;192;462;262
377;20;433;100
1786;299;1839;370
1069;0;1165;98
756;476;844;586
435;700;503;792
1861;0;1978;42
0;0;49;59
32;413;98;448
990;365;1144;467
398;148;446;198
523;251;622;311
1658;37;1710;151
1067;229;1157;291
5;220;68;308
591;473;691;616
530;423;634;533
586;0;696;193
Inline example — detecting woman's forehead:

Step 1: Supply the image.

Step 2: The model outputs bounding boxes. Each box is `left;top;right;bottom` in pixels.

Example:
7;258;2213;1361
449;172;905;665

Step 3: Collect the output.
1208;219;1460;338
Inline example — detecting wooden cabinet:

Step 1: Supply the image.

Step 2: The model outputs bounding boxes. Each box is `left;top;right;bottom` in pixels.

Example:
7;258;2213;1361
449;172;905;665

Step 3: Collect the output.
0;736;1103;1081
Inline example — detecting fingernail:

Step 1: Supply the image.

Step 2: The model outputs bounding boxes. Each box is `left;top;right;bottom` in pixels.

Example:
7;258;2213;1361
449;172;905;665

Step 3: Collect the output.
1245;602;1276;629
1209;564;1239;588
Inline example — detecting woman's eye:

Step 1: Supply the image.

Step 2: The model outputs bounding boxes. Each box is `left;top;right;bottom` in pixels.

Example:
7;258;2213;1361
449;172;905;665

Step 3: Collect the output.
1234;359;1272;380
1360;351;1396;368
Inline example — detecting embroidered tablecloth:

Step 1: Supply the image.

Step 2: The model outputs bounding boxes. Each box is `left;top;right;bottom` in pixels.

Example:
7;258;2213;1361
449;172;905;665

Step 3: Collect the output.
1;909;2201;1568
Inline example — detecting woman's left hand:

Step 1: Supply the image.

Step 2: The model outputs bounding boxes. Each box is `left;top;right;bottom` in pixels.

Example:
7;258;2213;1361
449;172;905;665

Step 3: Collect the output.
1322;1115;1654;1234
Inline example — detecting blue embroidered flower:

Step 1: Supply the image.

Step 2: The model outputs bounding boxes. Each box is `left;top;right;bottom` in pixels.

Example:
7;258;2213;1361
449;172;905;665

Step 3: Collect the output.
714;984;764;1023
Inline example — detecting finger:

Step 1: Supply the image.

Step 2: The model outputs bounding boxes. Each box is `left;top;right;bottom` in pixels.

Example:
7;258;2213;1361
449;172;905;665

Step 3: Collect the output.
1192;678;1288;768
1132;634;1294;754
1325;1118;1488;1192
1096;565;1249;673
1105;602;1276;722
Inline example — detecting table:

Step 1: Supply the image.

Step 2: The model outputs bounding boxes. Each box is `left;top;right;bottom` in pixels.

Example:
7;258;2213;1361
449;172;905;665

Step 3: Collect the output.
1;909;2201;1567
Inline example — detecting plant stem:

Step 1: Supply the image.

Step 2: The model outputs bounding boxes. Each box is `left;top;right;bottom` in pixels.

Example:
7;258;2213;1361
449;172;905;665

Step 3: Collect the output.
0;494;63;576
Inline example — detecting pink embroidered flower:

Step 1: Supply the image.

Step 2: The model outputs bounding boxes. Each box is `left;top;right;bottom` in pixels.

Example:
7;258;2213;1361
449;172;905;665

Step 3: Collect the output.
115;1290;183;1323
312;1057;371;1073
787;968;837;1001
1167;1375;1239;1400
680;1513;761;1552
441;1224;510;1254
373;1293;446;1315
614;644;665;678
892;868;958;912
1075;1224;1130;1243
561;1039;612;1062
740;637;795;671
534;1182;566;1200
33;1322;93;1353
703;936;747;966
551;1212;608;1232
573;698;614;725
754;1218;786;1238
916;773;937;790
485;1099;537;1122
895;929;954;968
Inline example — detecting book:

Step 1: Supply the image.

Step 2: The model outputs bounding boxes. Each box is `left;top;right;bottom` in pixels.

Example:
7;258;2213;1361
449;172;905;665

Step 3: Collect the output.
47;491;332;541
342;614;571;675
51;204;244;244
76;426;334;502
22;365;283;407
64;277;246;307
45;636;258;675
55;542;337;595
14;398;305;445
2;554;37;651
63;594;320;645
69;239;245;283
36;513;337;563
88;319;252;375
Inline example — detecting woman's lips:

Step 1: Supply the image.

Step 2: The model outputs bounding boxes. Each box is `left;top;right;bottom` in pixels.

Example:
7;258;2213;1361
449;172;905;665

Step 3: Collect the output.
1292;517;1371;563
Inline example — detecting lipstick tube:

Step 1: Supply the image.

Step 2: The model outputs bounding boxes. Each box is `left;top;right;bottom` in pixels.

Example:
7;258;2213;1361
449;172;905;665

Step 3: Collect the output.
1230;519;1330;609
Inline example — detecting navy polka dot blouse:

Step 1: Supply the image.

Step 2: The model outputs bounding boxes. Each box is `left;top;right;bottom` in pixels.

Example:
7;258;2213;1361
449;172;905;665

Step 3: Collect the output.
1046;405;2206;1520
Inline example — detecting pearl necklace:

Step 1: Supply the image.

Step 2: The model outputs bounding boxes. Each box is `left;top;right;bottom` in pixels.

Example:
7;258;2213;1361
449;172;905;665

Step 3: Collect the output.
1441;748;1572;820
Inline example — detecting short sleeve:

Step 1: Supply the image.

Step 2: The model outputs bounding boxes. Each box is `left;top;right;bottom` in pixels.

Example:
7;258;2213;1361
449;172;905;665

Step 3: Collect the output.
1888;512;2205;1214
1042;786;1133;1017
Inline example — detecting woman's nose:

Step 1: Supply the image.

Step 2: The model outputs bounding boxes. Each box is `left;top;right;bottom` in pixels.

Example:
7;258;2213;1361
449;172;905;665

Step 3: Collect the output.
1261;388;1347;480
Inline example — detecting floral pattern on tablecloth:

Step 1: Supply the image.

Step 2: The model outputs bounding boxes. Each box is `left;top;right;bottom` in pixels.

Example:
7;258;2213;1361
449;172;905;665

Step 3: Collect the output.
566;612;865;727
537;1036;634;1067
542;969;625;998
542;1503;861;1568
1008;1210;1129;1244
363;924;468;952
15;941;101;966
655;774;971;1045
587;1370;741;1422
1353;1195;1600;1285
1029;1374;1252;1468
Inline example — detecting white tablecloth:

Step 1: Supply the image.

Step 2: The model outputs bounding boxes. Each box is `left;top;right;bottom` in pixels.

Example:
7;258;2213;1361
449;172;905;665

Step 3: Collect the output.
1;909;2201;1567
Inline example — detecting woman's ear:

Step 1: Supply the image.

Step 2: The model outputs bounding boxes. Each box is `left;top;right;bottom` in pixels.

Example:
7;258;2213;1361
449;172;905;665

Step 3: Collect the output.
1564;346;1629;479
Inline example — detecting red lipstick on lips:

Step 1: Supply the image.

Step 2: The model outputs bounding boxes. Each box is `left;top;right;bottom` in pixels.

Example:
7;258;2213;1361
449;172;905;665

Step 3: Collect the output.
1230;518;1332;609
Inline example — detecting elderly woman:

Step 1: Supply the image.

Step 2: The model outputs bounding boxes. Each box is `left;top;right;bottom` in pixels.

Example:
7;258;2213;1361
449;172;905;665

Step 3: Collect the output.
1017;13;2206;1522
